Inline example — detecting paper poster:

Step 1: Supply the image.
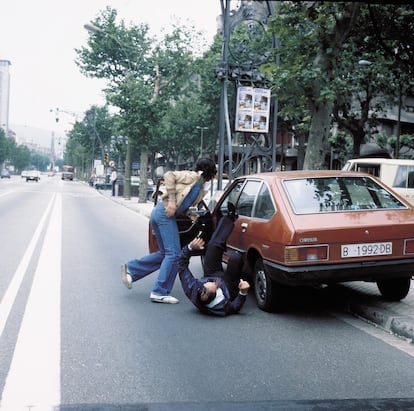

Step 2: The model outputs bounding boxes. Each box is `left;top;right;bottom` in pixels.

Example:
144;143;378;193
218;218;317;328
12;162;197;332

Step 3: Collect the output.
235;86;270;133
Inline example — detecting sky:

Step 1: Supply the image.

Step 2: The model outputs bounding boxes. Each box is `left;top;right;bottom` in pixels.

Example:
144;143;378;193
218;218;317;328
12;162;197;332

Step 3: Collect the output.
0;0;222;146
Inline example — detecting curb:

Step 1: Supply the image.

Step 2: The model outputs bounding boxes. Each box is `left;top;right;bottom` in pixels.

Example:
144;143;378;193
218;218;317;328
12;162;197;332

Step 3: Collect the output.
347;301;414;343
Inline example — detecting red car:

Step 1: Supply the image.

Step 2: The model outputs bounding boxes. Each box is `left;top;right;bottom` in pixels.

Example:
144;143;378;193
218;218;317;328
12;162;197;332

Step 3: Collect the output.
150;171;414;312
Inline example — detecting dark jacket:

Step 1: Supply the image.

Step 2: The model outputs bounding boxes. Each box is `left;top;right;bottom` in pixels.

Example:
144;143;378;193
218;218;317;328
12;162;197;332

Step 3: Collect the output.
178;246;247;316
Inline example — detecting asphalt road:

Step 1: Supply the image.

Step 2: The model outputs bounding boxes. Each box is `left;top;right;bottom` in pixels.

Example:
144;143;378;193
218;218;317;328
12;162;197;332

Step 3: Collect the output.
1;175;414;410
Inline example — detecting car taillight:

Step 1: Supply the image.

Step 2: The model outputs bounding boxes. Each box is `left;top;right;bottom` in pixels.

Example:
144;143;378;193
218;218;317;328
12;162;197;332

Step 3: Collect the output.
404;239;414;254
285;245;328;263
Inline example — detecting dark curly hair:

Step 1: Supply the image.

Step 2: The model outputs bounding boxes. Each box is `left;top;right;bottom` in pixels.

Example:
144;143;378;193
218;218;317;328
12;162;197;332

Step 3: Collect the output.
195;158;217;181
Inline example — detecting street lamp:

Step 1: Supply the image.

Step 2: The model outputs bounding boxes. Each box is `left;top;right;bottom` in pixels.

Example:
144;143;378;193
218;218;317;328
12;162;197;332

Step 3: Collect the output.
196;126;208;157
84;22;132;200
357;59;373;142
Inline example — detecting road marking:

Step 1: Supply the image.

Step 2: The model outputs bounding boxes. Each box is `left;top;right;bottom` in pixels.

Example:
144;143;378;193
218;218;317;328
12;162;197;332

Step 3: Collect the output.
1;194;62;409
0;194;55;338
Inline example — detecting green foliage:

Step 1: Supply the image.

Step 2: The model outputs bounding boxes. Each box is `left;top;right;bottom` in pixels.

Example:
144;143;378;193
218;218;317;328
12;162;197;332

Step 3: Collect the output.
64;105;117;174
0;130;10;164
267;2;414;166
77;7;207;167
11;145;31;172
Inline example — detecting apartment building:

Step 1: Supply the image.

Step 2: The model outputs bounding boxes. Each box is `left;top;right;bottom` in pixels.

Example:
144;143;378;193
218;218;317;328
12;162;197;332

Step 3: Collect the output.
0;60;11;136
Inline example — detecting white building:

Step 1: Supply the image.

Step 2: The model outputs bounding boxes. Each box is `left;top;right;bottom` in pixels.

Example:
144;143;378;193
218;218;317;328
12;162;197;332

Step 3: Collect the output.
0;59;11;135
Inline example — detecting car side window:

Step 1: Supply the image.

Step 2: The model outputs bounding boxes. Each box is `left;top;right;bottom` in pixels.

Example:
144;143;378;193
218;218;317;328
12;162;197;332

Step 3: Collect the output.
393;165;414;189
253;184;275;219
236;180;261;217
220;180;244;215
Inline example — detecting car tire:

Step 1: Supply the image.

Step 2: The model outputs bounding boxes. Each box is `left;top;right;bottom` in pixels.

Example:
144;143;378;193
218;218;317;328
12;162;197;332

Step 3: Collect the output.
254;259;275;312
254;258;291;312
377;277;411;301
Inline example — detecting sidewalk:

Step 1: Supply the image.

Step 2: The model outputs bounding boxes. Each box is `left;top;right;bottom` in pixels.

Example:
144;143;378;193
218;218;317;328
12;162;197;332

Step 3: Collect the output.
99;188;414;344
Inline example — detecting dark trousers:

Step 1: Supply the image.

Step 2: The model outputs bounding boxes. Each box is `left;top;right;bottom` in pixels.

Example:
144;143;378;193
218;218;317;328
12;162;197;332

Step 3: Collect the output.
203;216;243;299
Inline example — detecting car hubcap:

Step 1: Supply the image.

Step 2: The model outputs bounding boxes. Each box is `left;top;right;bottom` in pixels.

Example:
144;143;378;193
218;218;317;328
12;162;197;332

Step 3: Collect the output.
256;267;267;303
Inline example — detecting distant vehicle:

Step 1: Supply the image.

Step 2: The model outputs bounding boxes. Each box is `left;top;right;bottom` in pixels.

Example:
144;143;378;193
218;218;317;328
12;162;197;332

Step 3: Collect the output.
21;170;28;178
1;169;11;179
130;176;155;200
61;165;74;181
26;170;40;182
343;158;414;205
93;175;110;190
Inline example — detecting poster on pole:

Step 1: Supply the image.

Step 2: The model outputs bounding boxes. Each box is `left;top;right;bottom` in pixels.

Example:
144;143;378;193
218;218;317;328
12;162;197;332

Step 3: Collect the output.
235;86;271;133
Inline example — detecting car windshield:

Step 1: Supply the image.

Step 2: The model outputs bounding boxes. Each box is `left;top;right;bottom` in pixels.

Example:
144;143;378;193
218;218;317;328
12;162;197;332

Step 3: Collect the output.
283;176;407;214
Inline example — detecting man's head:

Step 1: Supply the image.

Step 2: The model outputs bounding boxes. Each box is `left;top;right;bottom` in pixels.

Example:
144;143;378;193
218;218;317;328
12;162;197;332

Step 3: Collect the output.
197;280;220;304
195;158;217;182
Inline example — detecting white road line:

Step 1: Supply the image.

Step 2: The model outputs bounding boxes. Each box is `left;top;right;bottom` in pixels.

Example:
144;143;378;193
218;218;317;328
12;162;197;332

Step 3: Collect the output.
0;194;55;338
1;194;62;410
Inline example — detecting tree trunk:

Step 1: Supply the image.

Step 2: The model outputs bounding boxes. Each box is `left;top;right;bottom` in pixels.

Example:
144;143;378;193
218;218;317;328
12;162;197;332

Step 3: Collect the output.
303;99;333;170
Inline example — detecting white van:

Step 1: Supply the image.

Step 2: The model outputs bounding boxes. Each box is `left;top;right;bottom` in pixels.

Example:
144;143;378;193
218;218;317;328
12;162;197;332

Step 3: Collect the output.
342;158;414;205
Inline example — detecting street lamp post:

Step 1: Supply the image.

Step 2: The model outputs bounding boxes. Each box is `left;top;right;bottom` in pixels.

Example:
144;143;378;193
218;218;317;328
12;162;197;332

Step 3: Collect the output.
196;126;208;157
84;22;132;200
358;59;373;143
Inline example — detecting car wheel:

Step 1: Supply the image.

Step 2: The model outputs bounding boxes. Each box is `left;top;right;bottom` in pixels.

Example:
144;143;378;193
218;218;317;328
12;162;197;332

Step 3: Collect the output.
377;277;411;301
254;258;275;312
254;258;290;312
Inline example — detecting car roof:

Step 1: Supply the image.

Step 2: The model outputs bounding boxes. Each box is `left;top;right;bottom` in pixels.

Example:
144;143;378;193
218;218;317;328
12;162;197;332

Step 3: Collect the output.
233;170;372;182
345;158;414;166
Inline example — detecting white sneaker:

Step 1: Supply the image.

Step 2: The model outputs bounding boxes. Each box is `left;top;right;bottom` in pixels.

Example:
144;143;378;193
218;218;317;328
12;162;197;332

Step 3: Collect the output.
150;292;179;304
121;264;132;289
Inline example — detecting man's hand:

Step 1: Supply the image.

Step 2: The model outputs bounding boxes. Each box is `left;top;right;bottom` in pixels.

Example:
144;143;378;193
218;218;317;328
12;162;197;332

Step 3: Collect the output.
238;279;250;294
165;201;177;217
189;237;205;250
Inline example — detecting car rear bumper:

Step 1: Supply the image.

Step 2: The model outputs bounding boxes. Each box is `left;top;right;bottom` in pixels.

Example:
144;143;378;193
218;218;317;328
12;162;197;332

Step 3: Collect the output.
264;258;414;285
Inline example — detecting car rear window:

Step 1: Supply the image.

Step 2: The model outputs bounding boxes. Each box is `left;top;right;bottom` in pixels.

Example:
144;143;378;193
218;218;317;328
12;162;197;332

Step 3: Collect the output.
283;176;407;214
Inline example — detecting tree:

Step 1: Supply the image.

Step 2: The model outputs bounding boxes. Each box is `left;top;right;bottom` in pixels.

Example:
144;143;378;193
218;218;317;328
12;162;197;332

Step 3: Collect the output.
332;3;414;158
10;144;31;172
77;7;204;202
64;105;116;176
269;2;414;168
270;2;361;169
0;129;10;165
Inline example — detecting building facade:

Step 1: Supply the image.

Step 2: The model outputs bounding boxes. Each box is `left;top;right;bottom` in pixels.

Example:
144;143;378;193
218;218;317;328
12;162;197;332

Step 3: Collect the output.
0;59;11;136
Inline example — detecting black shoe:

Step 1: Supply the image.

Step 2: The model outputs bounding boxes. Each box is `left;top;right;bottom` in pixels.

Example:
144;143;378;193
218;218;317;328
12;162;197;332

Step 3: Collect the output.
227;202;238;221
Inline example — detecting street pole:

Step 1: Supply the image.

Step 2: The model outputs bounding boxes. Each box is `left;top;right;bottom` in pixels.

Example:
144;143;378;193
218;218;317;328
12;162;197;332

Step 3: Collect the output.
125;137;131;199
218;0;231;190
196;126;208;158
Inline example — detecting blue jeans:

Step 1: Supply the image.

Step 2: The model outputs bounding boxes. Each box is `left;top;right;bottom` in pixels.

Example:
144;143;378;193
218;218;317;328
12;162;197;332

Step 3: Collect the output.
126;201;181;295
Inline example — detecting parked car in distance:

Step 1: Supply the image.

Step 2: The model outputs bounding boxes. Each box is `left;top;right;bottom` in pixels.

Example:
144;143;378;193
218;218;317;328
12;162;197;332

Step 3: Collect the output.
26;169;40;182
93;175;110;190
151;170;414;312
21;170;28;178
130;176;155;200
1;169;10;178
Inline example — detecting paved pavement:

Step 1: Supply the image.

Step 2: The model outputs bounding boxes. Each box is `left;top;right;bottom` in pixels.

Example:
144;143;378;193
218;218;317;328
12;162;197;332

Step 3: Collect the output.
98;188;414;345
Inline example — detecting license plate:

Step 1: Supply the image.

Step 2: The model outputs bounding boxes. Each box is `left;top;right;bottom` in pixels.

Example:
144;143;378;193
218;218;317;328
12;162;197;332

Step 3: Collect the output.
341;242;392;258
